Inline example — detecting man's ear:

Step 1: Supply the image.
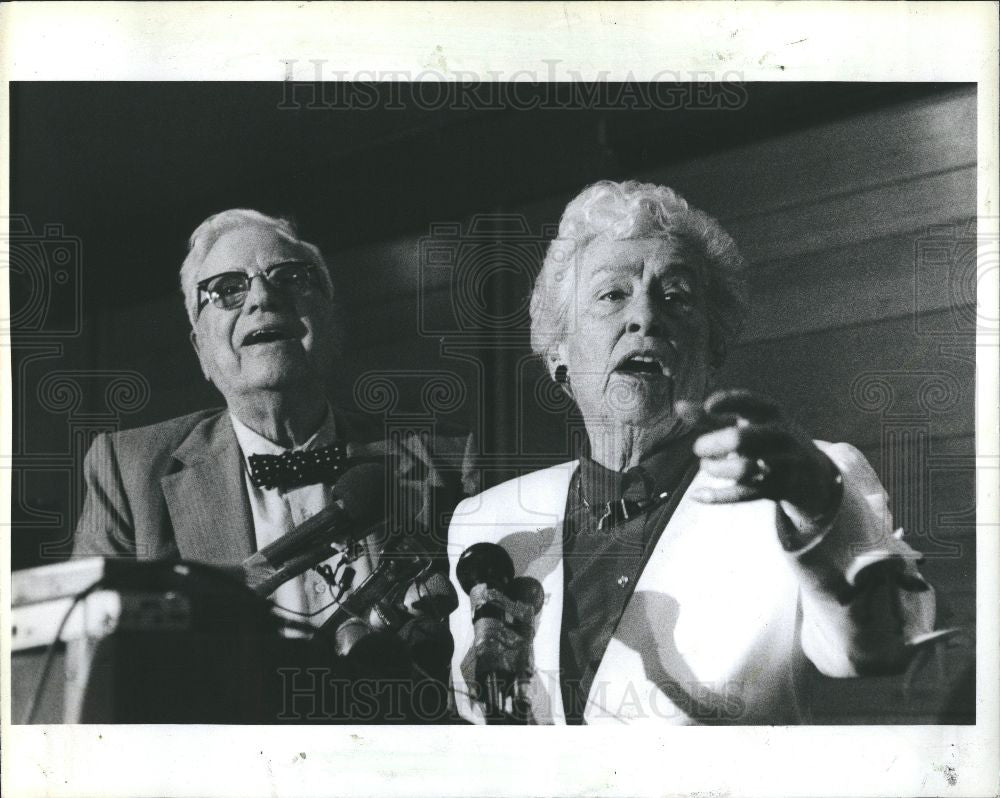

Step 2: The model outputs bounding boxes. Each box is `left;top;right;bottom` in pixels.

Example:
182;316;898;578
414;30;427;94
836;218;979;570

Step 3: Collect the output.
189;331;212;382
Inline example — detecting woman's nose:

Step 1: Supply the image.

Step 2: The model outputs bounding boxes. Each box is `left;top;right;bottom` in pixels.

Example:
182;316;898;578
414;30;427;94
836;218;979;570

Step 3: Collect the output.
625;293;663;336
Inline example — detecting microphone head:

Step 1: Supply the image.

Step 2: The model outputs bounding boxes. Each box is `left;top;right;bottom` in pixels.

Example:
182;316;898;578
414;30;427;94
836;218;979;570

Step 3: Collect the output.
402;572;459;619
345;630;412;681
333;617;371;658
398;617;454;676
456;542;515;595
333;461;388;528
507;576;545;615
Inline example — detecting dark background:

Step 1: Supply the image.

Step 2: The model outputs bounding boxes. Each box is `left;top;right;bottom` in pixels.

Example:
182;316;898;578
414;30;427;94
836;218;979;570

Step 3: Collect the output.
8;81;977;722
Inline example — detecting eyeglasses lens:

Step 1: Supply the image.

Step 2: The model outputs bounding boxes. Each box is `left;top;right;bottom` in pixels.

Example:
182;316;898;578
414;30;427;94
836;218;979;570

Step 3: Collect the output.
203;264;314;310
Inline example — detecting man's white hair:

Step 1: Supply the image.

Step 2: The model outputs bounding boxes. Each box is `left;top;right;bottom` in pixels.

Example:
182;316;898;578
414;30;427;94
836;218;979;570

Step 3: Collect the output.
529;180;748;372
179;208;334;325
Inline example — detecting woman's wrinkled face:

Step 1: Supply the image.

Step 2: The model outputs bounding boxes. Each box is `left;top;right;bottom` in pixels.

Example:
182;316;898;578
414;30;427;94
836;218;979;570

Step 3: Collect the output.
557;236;713;434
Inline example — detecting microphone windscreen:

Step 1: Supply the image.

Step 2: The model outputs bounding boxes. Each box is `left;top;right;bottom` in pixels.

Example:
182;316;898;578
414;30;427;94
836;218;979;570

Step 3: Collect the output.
507;576;545;615
333;462;388;528
456;542;515;595
402;572;459;619
333;617;370;658
345;630;412;681
398;617;454;674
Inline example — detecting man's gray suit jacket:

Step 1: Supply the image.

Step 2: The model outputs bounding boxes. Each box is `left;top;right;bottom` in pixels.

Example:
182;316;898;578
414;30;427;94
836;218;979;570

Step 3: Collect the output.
72;407;477;568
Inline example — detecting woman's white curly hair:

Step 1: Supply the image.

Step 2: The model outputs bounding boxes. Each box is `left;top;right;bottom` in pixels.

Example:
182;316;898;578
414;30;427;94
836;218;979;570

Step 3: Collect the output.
179;209;334;325
529;180;748;373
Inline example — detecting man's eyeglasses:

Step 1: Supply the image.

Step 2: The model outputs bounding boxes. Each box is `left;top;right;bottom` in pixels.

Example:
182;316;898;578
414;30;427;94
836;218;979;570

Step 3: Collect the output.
196;262;321;314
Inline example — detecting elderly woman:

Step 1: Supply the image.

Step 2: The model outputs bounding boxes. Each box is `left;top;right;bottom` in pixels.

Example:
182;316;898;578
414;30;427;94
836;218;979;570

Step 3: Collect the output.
448;180;940;725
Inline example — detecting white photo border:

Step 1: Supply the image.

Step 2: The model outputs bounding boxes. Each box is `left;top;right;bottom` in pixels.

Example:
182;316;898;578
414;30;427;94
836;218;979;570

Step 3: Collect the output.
1;2;997;797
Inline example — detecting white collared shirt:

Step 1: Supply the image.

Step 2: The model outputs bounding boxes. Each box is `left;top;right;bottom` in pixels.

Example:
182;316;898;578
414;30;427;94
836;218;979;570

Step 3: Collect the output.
229;409;375;629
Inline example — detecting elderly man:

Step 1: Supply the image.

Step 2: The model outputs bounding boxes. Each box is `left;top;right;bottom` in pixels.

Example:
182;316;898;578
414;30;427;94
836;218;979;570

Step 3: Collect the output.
448;180;944;725
74;209;473;630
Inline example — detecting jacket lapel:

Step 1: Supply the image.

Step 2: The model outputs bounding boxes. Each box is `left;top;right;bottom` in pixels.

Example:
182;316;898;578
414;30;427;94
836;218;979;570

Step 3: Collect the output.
161;412;256;565
582;470;796;724
504;463;576;725
448;462;575;725
583;480;705;724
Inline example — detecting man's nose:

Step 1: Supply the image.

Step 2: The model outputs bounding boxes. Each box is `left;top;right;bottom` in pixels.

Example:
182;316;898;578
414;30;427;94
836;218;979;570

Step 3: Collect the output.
243;271;288;312
625;292;663;336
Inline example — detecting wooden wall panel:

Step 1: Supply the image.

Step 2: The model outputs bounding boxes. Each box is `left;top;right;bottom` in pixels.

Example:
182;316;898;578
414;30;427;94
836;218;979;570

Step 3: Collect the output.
511;87;976;241
720;310;974;447
726;167;975;263
744;221;977;342
643;87;976;223
335;88;977;349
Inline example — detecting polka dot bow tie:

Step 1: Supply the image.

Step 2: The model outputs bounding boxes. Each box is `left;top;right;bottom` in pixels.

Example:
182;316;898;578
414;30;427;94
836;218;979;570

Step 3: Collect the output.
247;443;350;490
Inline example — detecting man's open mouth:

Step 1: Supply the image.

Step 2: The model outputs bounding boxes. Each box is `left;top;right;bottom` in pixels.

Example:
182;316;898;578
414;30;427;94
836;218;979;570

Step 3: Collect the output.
613;352;669;376
241;327;297;346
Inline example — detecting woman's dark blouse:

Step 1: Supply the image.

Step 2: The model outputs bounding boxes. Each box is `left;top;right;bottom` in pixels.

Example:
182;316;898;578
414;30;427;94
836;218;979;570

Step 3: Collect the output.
559;434;698;724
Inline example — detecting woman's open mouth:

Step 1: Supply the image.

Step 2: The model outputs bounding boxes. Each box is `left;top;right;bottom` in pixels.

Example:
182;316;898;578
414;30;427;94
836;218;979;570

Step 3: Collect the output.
613;351;670;378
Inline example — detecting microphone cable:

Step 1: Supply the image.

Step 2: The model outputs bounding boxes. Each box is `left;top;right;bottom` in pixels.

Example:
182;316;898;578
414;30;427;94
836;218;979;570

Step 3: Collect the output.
20;579;103;725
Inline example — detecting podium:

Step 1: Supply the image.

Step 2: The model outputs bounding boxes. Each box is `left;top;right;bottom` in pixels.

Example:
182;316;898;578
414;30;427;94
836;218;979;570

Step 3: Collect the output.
10;558;340;723
11;557;457;724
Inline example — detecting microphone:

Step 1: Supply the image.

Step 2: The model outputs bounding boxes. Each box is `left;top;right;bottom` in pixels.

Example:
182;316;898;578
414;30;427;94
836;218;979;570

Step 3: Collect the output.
456;542;515;595
317;540;429;644
398;615;455;720
505;575;544;717
402;571;459;620
398;616;455;678
241;462;386;596
323;558;458;654
456;542;543;723
396;573;458;683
